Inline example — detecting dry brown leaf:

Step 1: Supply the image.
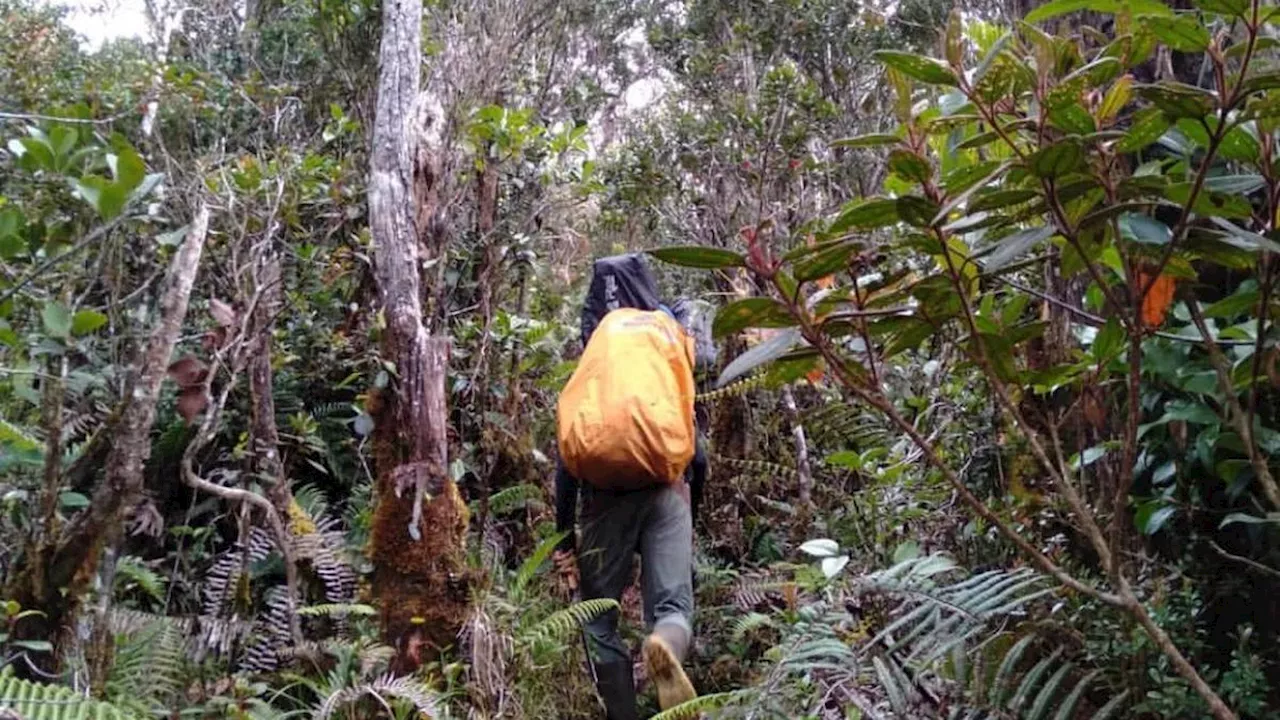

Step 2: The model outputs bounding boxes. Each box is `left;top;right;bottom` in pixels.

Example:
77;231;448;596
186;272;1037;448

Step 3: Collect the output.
1137;271;1176;329
209;297;236;328
167;355;208;387
176;388;209;423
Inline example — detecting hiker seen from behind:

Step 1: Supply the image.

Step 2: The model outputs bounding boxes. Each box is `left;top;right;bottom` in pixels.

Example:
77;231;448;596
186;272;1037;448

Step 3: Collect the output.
553;254;713;719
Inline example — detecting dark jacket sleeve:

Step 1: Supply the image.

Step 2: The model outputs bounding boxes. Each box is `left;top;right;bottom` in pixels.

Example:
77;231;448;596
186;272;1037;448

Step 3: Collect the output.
554;461;578;551
689;433;707;520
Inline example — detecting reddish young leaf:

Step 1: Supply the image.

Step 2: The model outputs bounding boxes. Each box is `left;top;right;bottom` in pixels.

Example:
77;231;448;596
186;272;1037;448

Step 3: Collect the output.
1137;270;1177;329
176;387;208;423
166;355;208;387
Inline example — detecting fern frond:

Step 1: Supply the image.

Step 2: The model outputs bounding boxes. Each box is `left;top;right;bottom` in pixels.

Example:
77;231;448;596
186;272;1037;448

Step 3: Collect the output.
1008;647;1065;714
0;668;139;719
943;633;1127;720
242;586;297;672
873;655;910;715
519;599;618;644
648;691;737;720
780;636;856;672
314;673;442;720
474;483;547;516
293;483;332;520
861;556;1047;664
731;612;775;642
1026;659;1074;720
114;555;167;603
806;402;888;450
1090;689;1130;720
297;603;377;618
1051;670;1099;720
308;402;352;422
0;417;41;452
714;454;799;480
511;531;566;599
695;374;768;402
733;576;797;610
987;634;1036;707
106;613;186;714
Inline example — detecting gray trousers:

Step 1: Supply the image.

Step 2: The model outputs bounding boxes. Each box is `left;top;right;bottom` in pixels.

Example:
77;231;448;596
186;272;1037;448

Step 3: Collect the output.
579;483;694;719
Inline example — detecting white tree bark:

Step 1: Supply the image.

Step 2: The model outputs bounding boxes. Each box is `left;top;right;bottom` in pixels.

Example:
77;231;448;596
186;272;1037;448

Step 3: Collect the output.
368;0;467;668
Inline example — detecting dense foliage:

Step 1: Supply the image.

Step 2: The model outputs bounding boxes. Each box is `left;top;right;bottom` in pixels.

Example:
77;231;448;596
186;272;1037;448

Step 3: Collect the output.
2;0;1280;718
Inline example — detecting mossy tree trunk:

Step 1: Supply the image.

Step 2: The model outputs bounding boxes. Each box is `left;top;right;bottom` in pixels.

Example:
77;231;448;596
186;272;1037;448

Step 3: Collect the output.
367;0;469;672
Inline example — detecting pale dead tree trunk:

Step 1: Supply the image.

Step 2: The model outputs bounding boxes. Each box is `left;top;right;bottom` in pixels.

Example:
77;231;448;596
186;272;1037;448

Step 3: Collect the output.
6;204;211;673
368;0;469;672
780;385;813;517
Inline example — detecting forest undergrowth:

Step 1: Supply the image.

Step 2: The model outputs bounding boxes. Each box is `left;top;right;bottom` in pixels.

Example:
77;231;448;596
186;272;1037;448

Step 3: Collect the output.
3;0;1280;718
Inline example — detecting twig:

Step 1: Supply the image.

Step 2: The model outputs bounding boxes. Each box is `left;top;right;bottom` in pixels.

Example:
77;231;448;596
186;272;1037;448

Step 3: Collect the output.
997;277;1254;346
0;110;131;125
1209;540;1280;580
1184;293;1280;510
0;210;134;307
181;294;304;644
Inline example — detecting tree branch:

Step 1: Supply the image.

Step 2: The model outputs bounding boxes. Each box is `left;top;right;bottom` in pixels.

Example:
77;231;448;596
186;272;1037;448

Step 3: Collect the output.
1184;293;1280;510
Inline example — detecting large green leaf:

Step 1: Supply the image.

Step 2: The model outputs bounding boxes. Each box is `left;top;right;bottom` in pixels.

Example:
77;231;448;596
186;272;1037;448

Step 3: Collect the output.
0;208;24;260
71;310;108;335
830;198;900;232
1118;213;1172;245
897;196;941;228
1117;108;1173;151
1029;141;1084;178
1025;0;1173;23
73;175;128;220
831;134;900;148
1092;316;1125;361
41;302;72;339
873;51;959;86
716;328;804;387
109;146;146;193
1136;500;1177;535
712;298;795;337
970;189;1040;213
1203;174;1265;194
648;246;745;269
941;160;1008;195
793;240;859;282
1194;0;1249;15
1180;117;1262;161
972;32;1014;86
1208;217;1280;253
1220;512;1280;528
1143;15;1210;52
1135;82;1216;119
1048;103;1097;135
1243;70;1280;96
879;316;937;357
888;149;932;184
1204;288;1258;317
981;226;1056;271
1165;182;1252;218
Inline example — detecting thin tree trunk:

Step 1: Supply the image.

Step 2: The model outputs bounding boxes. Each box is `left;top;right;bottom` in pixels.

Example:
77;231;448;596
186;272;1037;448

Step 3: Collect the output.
249;250;293;520
368;0;468;672
780;385;813;519
6;204;210;673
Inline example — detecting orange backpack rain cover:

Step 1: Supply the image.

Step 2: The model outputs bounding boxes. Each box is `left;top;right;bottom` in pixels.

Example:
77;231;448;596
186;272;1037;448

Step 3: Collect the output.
557;308;697;490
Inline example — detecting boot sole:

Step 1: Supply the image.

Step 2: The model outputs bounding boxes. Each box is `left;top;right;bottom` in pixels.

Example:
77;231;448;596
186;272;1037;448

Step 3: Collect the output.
642;634;696;710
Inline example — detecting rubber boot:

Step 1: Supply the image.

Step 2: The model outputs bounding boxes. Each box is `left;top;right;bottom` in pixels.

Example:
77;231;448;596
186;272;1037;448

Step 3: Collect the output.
642;622;696;710
593;659;639;720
